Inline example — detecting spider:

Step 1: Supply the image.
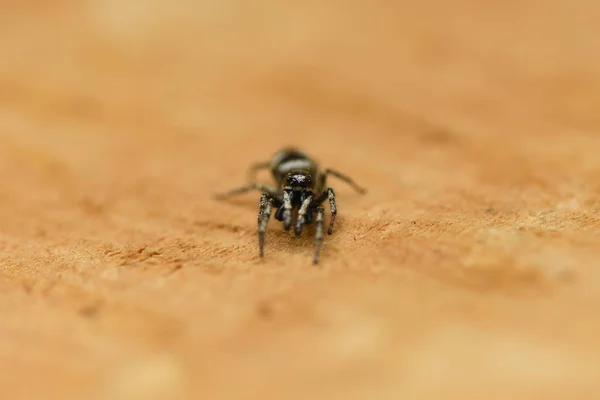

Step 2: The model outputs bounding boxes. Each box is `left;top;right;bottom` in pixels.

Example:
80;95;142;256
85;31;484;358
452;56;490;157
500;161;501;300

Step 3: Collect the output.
215;147;367;264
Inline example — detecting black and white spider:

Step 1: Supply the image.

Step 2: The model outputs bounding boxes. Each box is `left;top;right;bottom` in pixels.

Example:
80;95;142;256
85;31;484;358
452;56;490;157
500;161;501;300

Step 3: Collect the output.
215;147;366;264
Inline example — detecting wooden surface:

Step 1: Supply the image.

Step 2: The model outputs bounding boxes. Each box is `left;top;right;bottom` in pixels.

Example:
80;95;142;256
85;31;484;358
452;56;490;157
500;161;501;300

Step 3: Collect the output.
1;1;600;399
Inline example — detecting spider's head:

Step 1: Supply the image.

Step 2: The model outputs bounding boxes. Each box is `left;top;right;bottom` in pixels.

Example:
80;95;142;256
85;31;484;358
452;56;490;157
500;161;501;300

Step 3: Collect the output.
284;171;314;191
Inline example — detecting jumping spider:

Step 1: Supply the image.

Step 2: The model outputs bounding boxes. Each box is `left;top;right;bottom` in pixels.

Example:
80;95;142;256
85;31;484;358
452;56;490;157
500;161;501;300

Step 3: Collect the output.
215;147;366;264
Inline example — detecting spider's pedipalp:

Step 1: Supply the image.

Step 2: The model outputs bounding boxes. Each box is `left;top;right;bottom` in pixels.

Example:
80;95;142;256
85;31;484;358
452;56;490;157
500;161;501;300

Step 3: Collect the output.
294;194;314;237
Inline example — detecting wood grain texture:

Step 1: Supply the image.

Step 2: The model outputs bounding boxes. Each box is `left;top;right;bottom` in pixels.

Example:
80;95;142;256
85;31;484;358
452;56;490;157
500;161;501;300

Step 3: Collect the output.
1;1;600;399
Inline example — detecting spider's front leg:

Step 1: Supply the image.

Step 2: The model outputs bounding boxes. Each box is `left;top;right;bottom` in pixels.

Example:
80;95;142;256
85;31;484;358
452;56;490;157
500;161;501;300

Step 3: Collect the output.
258;193;273;258
326;188;337;235
315;188;337;235
281;191;293;231
313;206;326;264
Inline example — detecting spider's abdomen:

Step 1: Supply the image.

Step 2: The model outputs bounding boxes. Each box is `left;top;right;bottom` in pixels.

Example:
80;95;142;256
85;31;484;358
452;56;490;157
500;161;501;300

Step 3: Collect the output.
270;148;319;187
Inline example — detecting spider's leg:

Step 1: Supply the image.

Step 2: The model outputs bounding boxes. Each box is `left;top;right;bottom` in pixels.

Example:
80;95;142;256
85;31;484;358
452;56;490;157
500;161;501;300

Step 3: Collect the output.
215;184;278;200
314;190;328;205
326;188;337;235
314;188;337;234
282;191;293;231
247;161;271;183
294;195;314;237
258;195;273;258
313;206;325;264
320;168;366;194
258;193;269;227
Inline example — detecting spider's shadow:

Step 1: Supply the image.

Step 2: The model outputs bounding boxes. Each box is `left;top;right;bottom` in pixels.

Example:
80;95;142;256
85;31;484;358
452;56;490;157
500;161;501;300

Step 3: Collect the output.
264;225;333;258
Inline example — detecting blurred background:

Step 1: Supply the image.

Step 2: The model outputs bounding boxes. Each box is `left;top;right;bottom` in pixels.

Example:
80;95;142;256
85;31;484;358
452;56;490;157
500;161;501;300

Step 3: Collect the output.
1;0;600;399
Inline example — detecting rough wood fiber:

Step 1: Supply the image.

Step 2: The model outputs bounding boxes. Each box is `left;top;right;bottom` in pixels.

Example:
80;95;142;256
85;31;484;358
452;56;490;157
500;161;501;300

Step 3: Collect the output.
1;1;600;399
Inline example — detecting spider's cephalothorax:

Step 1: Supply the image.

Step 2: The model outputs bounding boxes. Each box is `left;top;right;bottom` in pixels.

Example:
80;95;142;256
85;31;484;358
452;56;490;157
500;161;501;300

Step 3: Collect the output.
215;147;366;264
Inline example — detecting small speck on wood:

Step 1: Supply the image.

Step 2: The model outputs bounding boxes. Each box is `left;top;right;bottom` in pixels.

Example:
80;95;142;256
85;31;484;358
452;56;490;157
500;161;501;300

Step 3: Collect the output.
79;304;100;318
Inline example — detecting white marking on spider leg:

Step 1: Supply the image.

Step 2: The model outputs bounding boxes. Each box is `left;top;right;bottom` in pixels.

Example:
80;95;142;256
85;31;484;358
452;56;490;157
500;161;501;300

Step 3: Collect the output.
258;193;269;227
282;191;292;231
295;195;314;236
327;188;337;235
313;207;325;264
258;200;272;257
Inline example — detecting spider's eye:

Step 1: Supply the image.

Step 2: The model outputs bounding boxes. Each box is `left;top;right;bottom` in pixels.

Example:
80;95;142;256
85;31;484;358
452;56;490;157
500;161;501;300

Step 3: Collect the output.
287;174;312;187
